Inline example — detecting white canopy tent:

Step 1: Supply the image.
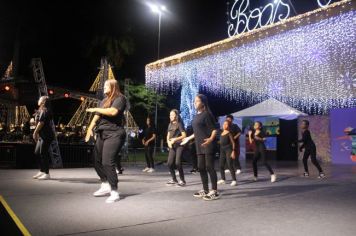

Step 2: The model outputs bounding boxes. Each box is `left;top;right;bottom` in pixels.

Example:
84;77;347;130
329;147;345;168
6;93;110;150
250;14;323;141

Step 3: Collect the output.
229;98;307;120
218;98;307;161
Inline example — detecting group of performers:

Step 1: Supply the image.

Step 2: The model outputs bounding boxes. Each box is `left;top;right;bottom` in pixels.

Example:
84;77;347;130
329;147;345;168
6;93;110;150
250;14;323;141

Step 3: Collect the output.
31;79;326;203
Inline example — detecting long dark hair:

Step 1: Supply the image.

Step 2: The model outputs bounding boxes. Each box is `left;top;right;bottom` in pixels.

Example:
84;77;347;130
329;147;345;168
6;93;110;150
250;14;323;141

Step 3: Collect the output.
302;120;310;127
195;94;216;122
146;116;154;127
103;79;122;108
170;109;182;123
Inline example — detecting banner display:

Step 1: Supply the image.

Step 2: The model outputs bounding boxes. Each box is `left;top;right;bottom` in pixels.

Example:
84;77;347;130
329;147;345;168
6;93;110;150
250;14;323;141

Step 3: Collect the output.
330;108;356;164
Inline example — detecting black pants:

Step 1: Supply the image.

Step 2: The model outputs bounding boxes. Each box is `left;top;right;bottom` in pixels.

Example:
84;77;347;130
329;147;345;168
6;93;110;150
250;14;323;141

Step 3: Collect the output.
253;145;274;177
234;143;241;170
220;147;236;181
167;145;185;182
34;138;53;174
198;154;217;192
116;154;122;170
189;143;198;170
94;129;126;190
144;145;154;168
303;147;323;173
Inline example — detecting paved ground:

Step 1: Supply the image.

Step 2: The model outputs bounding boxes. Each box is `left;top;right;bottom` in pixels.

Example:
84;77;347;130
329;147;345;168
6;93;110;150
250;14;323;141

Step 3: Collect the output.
1;161;356;236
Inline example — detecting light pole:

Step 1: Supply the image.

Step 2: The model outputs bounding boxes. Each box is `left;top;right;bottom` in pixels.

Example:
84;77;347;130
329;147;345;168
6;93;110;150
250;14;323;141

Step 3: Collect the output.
149;3;166;59
148;3;167;156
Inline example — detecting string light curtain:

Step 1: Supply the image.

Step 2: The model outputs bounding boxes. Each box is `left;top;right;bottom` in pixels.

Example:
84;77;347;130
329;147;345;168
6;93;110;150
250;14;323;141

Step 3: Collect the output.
145;1;356;115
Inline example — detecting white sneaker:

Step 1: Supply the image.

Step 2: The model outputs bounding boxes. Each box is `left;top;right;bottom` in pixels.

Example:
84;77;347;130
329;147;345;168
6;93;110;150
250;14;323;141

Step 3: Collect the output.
93;182;111;197
253;176;258;182
147;168;155;173
142;167;149;172
193;190;208;198
224;169;230;174
217;179;226;185
203;190;221;201
38;173;50;180
105;190;120;203
176;180;186;187
318;173;326;179
166;179;178;186
33;171;45;179
230;181;237;186
271;174;277;183
235;169;242;175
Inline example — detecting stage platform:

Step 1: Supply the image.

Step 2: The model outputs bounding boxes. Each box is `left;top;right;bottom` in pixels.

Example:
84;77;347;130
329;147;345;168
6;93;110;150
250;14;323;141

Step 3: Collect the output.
0;162;356;236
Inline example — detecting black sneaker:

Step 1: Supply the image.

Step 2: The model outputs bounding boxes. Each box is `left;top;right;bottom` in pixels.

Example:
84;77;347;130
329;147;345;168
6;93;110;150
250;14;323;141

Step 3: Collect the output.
193;190;208;198
303;172;310;177
190;169;198;174
176;180;186;187
203;190;221;201
166;179;178;186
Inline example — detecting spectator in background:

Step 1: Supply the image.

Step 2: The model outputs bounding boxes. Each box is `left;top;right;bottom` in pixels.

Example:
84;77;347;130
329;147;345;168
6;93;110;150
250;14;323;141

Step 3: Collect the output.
142;117;156;173
22;118;31;142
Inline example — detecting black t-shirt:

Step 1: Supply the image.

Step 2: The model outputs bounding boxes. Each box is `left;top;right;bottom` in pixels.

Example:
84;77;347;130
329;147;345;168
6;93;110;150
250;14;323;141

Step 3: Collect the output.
192;111;217;154
96;95;126;131
220;133;233;149
167;121;185;144
299;130;316;149
144;126;156;146
253;129;266;149
230;123;241;145
37;109;55;140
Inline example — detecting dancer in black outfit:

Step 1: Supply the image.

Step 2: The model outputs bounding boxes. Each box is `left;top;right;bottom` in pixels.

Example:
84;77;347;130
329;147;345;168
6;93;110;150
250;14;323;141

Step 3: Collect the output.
248;121;276;182
142;117;156;173
166;109;187;187
86;79;126;203
182;94;220;201
226;115;242;174
32;96;55;180
298;120;325;178
217;120;237;186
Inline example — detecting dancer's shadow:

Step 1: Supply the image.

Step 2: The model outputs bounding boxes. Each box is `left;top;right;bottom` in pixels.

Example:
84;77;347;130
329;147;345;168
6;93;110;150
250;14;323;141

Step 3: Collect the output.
226;175;293;186
221;183;335;199
118;193;141;200
120;179;166;184
51;178;100;184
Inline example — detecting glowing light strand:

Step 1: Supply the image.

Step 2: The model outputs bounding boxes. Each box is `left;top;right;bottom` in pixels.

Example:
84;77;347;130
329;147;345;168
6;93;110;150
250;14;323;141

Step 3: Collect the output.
228;0;291;37
318;0;333;8
180;69;199;127
146;11;356;116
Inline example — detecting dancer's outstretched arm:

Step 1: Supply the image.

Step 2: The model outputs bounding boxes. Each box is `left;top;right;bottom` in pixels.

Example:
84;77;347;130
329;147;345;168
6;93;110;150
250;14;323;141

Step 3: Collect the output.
181;134;195;145
86;107;119;117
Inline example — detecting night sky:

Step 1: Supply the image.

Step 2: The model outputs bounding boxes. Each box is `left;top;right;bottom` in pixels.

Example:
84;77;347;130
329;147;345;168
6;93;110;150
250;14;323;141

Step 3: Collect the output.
0;0;341;124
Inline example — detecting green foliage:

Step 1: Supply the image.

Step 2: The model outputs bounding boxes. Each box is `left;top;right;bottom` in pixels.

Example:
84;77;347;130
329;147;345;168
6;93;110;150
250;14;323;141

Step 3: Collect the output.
128;84;166;115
